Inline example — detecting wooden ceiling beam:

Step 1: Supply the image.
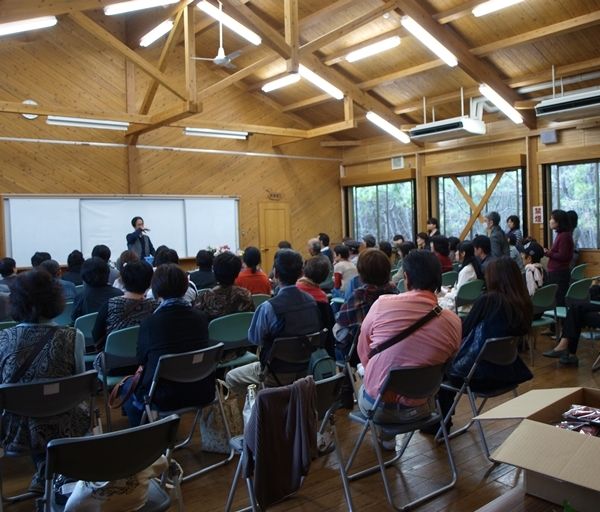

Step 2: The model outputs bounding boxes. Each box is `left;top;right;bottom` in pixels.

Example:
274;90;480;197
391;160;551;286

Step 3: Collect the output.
127;100;200;137
0;0;115;23
69;12;188;101
284;0;299;72
433;0;481;24
183;3;197;104
281;94;332;112
323;27;404;66
395;0;536;128
125;0;189;48
359;59;444;90
320;140;363;147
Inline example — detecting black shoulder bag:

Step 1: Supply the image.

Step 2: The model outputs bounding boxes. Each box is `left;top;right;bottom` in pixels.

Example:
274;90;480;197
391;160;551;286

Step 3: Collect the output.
367;305;443;359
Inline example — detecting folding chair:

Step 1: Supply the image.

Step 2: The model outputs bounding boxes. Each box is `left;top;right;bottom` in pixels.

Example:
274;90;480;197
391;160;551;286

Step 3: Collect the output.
74;284;84;296
74;311;99;368
209;312;257;372
225;375;354;512
52;301;74;327
141;343;234;482
260;330;325;387
0;370;98;510
42;414;181;512
0;321;16;331
345;364;457;511
251;294;270;308
98;325;140;431
436;337;520;459
441;271;458;288
527;284;558;366
335;326;361;405
455;279;484;316
570;263;587;283
396;279;405;293
543;278;592;336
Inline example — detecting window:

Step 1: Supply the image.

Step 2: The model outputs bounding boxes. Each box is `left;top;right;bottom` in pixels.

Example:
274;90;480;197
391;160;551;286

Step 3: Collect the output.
549;160;599;248
349;181;415;241
437;168;524;239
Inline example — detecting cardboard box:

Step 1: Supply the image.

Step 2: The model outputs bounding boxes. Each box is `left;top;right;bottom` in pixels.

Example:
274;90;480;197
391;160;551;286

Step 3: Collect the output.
477;387;600;512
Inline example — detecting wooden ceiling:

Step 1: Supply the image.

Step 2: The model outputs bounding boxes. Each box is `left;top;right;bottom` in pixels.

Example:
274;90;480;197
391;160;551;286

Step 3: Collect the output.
2;0;600;145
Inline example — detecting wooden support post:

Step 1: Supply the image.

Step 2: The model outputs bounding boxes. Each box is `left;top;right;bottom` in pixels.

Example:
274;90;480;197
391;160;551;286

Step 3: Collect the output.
459;171;504;240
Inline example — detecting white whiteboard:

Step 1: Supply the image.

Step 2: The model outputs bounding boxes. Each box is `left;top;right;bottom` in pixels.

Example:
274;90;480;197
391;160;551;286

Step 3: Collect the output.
4;196;239;266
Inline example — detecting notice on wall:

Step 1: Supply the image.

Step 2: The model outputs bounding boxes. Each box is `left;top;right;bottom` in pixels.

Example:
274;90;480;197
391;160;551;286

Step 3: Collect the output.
532;206;544;224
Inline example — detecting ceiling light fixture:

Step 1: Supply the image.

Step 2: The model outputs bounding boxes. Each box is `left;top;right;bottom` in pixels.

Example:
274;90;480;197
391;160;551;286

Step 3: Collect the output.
104;0;179;16
400;16;458;67
140;20;174;47
298;64;344;100
479;84;523;124
197;0;262;46
184;127;249;140
366;111;410;143
472;0;525;17
346;36;401;63
46;116;130;131
0;16;57;37
261;73;301;93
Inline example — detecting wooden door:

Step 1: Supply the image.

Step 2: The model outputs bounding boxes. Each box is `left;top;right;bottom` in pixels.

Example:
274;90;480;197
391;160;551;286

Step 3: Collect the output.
258;202;290;273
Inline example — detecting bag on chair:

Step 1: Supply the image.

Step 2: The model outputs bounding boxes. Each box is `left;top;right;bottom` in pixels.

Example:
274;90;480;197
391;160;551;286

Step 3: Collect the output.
199;379;243;454
309;348;337;381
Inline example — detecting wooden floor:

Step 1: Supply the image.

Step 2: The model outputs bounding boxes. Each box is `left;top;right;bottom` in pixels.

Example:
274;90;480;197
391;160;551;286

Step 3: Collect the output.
3;333;600;511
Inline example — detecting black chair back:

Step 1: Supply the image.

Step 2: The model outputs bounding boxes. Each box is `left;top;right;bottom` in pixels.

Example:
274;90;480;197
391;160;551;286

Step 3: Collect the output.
46;414;180;482
0;370;98;418
268;330;324;365
153;343;224;384
380;364;446;400
315;373;344;420
479;337;519;366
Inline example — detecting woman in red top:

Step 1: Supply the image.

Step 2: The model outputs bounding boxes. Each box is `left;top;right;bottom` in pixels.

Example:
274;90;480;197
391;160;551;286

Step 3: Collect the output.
430;235;454;273
545;209;574;307
235;246;272;295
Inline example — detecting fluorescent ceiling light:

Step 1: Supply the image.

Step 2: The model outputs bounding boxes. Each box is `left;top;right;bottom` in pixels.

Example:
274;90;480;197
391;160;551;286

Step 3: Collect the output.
46;116;130;131
140;20;174;47
479;84;523;124
261;73;301;93
298;64;344;100
400;16;458;67
104;0;179;16
472;0;524;17
184;128;249;140
346;36;401;63
366;111;410;144
0;16;57;37
197;1;262;46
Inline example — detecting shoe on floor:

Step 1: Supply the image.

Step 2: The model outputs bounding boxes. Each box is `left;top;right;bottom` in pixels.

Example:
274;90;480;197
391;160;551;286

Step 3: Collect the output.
380;436;397;451
559;353;579;366
542;348;567;358
28;472;44;495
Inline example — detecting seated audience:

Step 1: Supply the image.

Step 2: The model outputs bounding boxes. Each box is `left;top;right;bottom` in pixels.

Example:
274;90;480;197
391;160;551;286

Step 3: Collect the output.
0;257;17;290
61;250;84;285
361;234;377;251
112;250;140;292
448;237;460;263
333;244;358;293
308;238;334;292
195;251;254;320
189;249;217;291
520;241;545;297
225;249;323;394
0;269;86;492
391;234;405;270
30;251;51;268
91;244;119;285
149;248;198;303
72;257;123;322
122;264;214;426
430;236;453;273
39;259;77;302
357;251;461;446
268;240;293;285
484;211;509;258
438;241;483;310
345;240;361;265
508;233;525;273
318;232;334;262
392;241;417;285
437;257;533;429
92;260;156;351
297;256;330;303
416;232;429;250
472;235;493;272
235;246;272;295
378;240;393;265
334;249;398;360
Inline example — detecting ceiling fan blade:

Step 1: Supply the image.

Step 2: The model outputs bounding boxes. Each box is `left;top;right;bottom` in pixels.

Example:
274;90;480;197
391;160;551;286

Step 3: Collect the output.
192;57;216;61
222;61;237;70
226;50;242;61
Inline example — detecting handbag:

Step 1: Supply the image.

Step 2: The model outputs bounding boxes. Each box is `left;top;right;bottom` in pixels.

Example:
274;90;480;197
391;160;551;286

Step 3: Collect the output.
107;366;143;409
199;379;243;454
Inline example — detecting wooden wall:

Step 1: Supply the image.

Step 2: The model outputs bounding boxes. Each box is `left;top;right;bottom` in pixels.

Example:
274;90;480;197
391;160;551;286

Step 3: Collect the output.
0;16;343;258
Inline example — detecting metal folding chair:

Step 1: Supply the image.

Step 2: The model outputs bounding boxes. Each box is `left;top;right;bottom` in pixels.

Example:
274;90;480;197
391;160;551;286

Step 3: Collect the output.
527;284;558;366
441;271;458;288
141;343;234;482
209;312;257;372
52;301;74;327
570;263;587;283
436;337;520;459
0;321;16;331
345;364;457;511
42;415;181;512
0;371;98;510
74;311;99;368
455;279;484;316
543;278;592;338
251;294;270;308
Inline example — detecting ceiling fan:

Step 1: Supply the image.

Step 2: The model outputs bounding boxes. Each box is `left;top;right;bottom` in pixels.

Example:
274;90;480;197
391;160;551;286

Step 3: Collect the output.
192;1;242;70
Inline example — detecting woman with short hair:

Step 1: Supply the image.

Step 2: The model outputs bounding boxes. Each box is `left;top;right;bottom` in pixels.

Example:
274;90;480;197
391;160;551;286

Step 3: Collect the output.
72;257;123;322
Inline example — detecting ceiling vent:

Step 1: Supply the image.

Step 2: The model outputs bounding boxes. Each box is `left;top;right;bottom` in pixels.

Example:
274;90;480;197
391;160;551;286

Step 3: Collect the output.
535;89;600;121
409;116;486;142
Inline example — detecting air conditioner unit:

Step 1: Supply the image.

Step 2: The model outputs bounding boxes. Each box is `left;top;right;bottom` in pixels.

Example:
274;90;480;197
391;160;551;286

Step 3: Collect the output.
409;116;486;142
535;89;600;121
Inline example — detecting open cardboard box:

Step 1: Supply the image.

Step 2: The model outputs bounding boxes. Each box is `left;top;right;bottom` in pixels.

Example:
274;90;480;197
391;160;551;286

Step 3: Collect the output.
476;387;600;512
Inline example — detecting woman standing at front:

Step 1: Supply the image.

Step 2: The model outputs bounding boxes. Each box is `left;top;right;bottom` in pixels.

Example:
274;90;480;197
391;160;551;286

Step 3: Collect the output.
545;210;574;308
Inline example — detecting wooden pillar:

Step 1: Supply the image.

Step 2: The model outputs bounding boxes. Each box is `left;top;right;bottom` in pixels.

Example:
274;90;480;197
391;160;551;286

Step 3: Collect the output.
0;195;5;258
415;152;428;231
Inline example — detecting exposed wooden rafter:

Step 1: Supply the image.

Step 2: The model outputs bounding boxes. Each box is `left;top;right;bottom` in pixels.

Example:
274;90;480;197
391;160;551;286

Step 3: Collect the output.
0;0;115;23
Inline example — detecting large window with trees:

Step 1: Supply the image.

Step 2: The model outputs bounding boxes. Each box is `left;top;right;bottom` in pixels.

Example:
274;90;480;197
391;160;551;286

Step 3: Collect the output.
549;160;599;249
349;181;415;242
436;168;524;239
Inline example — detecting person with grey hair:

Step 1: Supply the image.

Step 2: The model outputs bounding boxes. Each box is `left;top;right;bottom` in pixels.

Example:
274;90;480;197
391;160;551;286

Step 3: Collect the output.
307;238;333;292
39;259;77;301
484;211;509;258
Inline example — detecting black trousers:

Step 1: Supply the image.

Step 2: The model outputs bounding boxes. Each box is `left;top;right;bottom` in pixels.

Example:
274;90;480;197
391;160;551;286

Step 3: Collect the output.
561;302;600;355
547;268;571;307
